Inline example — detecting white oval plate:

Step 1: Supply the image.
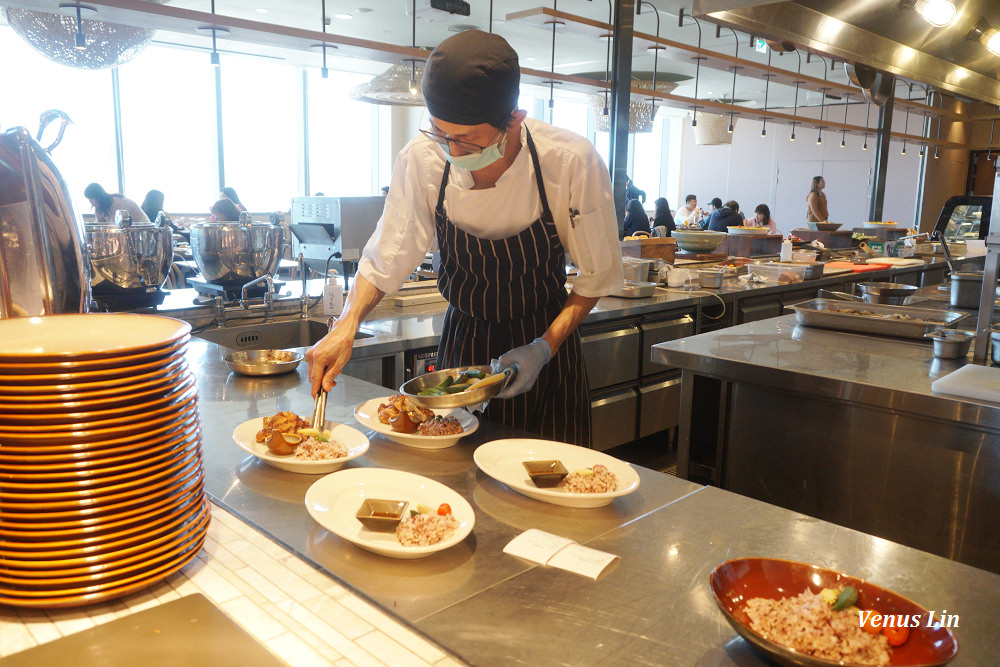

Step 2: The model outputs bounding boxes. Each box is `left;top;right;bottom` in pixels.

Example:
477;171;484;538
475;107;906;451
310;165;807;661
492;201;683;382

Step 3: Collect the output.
353;397;479;449
304;468;474;559
473;439;640;508
726;227;772;236
232;418;369;474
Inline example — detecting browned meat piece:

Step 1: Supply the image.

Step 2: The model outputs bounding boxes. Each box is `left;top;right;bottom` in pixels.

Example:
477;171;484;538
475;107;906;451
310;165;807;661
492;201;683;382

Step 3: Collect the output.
256;411;310;442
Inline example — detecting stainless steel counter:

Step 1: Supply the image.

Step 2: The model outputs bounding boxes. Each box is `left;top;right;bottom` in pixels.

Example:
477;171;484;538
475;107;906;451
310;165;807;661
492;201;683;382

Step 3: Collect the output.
152;258;960;364
651;290;1000;573
417;486;1000;667
191;338;703;623
190;337;1000;666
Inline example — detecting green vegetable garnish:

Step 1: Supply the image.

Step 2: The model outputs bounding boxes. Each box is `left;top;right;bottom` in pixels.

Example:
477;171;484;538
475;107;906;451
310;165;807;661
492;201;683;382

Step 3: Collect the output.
832;586;858;611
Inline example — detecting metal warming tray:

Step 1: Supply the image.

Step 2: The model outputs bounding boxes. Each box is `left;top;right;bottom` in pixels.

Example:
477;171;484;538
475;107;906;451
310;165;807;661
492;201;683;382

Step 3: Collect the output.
786;298;968;340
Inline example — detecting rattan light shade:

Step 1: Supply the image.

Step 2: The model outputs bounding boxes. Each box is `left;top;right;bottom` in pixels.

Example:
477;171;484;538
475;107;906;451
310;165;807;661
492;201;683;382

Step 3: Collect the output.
3;6;158;70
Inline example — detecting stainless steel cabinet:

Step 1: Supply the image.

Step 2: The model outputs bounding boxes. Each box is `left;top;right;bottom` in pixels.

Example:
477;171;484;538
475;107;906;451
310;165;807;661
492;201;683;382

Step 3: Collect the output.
641;315;695;376
639;375;682;438
580;324;641;390
590;388;638;451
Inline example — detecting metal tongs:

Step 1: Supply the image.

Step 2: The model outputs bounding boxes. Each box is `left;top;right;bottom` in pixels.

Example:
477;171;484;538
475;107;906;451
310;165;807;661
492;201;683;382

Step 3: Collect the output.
934;230;958;274
311;388;327;430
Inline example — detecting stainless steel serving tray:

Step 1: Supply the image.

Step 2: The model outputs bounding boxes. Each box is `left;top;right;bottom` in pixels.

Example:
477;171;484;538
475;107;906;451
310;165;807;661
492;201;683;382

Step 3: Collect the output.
610;280;659;298
785;298;968;339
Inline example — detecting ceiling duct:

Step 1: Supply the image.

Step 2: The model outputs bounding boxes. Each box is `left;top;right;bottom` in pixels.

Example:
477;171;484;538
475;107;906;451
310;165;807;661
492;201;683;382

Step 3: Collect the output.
844;62;895;106
693;0;1000;106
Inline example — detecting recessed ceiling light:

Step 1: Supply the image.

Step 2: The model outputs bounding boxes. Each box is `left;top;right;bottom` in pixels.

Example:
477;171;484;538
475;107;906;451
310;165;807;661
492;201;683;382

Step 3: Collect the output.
335;13;352;20
255;8;268;13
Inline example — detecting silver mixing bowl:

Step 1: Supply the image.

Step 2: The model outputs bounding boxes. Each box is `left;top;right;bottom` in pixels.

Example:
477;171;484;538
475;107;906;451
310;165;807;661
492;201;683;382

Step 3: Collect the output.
85;217;173;293
190;220;283;287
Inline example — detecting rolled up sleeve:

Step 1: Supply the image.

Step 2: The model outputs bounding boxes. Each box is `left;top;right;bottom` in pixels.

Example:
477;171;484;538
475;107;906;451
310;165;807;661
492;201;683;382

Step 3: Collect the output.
358;142;438;294
561;149;623;298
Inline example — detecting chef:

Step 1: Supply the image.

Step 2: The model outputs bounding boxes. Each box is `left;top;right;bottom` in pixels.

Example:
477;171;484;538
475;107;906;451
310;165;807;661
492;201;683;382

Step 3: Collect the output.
306;30;622;446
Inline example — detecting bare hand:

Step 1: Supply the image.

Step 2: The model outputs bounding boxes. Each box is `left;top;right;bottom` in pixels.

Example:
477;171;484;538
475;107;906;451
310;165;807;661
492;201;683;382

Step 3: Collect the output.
305;322;357;396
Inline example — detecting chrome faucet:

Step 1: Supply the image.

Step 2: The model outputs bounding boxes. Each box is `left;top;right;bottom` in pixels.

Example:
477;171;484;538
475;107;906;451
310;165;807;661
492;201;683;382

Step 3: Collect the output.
241;274;275;312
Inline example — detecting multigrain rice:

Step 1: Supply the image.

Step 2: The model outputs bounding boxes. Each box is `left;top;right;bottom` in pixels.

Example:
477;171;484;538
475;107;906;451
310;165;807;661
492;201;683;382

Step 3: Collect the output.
395;512;458;546
745;591;891;666
560;464;618;493
293;436;348;460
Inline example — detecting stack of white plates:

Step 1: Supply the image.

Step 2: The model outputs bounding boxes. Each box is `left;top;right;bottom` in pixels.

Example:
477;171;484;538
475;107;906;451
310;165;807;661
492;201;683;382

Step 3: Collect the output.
0;314;207;608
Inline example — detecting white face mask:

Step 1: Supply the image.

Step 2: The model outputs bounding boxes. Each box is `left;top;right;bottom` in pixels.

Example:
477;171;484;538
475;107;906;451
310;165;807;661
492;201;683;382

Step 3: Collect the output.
443;133;507;171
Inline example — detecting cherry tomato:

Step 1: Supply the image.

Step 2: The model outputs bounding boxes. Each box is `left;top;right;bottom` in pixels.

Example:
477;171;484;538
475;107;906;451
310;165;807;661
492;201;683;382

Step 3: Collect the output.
882;624;910;647
859;612;882;634
437;503;452;516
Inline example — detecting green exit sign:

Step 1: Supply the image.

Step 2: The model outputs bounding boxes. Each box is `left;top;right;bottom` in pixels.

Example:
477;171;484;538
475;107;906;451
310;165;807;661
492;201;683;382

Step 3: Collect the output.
754;37;768;54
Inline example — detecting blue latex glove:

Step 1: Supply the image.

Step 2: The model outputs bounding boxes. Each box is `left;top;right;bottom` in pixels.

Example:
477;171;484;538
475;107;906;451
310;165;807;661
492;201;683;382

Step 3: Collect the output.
494;337;552;399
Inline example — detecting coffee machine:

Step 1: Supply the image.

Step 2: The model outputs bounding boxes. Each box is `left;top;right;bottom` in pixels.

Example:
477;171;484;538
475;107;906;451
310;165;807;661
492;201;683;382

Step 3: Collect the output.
288;196;384;286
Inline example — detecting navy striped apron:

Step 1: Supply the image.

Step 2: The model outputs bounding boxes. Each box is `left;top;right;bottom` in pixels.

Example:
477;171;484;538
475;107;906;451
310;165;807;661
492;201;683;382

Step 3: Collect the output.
435;128;591;446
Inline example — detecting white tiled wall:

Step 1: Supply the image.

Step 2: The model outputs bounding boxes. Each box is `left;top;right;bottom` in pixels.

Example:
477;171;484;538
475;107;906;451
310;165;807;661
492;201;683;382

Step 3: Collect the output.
0;504;466;667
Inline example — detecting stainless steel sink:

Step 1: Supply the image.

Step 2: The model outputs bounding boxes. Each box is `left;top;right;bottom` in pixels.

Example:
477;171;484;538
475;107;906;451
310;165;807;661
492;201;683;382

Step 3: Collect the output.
194;318;372;350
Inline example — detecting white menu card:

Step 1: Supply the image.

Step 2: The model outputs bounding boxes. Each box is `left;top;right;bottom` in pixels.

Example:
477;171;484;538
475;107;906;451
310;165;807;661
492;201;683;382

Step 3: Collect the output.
503;529;619;580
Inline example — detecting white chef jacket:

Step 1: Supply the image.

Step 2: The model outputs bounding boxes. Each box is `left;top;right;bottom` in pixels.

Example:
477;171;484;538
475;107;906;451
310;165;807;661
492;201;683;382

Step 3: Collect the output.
358;118;623;299
95;196;149;223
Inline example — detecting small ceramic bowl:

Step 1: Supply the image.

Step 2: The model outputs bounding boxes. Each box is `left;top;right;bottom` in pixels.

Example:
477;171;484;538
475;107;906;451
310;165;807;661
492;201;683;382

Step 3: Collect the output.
522;460;569;487
355;499;409;532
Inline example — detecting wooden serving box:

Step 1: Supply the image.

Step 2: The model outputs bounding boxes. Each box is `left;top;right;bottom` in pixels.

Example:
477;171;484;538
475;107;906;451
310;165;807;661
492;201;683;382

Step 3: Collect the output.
715;234;782;258
621;237;676;263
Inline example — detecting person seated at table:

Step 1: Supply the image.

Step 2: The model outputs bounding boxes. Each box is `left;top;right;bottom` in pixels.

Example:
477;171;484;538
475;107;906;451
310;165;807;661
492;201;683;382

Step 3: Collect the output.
84;183;148;223
210;198;242;222
219;186;247;213
699;197;723;229
706;200;742;232
676;194;703;227
746;203;780;234
623;198;651;237
652;197;676;237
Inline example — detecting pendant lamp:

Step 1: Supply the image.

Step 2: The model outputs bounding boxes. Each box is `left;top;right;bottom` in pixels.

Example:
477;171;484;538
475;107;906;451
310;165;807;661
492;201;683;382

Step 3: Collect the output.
3;2;160;70
350;0;425;105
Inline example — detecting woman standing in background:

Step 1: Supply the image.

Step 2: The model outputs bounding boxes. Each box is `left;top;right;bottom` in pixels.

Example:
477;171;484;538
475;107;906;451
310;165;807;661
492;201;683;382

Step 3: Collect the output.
806;176;829;223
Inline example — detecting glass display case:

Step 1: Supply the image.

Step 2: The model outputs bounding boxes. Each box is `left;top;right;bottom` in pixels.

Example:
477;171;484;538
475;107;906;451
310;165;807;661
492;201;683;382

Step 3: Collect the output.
933;195;993;242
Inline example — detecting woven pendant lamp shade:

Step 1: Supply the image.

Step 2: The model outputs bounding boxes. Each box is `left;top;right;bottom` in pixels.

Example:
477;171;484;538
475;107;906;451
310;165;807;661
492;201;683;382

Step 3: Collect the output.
3;5;159;70
692;112;736;145
589;79;678;134
349;64;426;106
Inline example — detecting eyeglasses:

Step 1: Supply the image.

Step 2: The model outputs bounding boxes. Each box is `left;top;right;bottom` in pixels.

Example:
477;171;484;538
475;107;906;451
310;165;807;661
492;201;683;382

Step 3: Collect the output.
419;128;498;154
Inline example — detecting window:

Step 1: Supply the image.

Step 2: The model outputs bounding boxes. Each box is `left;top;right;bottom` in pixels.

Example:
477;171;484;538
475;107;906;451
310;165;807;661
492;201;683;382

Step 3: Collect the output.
0;26;117;213
117;45;217;213
548;97;592;140
632;113;669;205
219;55;301;212
306;69;376;197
